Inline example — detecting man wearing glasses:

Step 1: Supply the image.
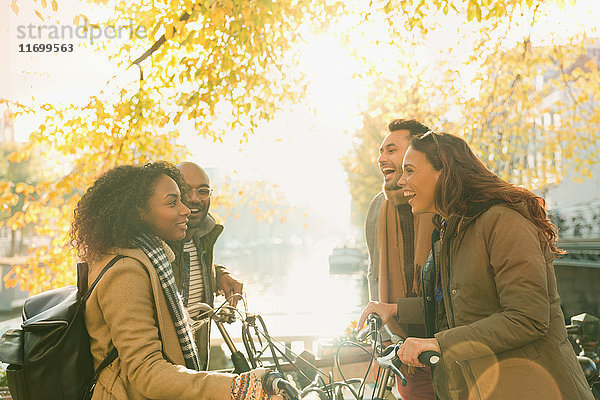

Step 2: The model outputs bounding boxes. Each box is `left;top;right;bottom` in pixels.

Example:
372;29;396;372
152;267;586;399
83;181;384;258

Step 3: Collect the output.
169;161;244;371
363;119;436;399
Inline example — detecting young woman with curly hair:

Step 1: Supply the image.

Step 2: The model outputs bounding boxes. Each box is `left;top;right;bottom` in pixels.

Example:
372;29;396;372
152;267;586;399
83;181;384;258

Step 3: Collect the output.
359;133;592;399
72;162;280;400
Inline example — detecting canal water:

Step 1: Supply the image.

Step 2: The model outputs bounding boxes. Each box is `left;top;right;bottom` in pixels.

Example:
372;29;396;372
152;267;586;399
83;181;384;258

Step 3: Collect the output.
215;238;369;345
0;239;370;360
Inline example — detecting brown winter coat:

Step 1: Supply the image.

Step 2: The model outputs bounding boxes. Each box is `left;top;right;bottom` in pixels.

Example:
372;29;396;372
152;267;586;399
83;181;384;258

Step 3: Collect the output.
85;247;235;400
396;204;593;399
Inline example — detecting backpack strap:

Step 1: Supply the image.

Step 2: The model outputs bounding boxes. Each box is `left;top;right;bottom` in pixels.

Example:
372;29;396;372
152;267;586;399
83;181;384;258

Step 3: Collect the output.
77;262;90;299
81;255;126;302
84;347;118;399
81;255;126;399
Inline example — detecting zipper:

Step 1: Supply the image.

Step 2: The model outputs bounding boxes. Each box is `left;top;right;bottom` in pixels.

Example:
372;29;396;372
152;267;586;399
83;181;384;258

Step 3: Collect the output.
441;236;456;328
442;216;472;329
463;360;483;399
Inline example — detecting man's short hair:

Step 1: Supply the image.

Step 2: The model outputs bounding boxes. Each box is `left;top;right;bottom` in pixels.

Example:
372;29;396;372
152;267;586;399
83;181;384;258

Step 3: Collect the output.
388;119;430;136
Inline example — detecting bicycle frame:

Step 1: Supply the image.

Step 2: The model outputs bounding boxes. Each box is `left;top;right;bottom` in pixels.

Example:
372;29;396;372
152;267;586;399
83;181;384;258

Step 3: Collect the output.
200;301;438;400
206;303;600;400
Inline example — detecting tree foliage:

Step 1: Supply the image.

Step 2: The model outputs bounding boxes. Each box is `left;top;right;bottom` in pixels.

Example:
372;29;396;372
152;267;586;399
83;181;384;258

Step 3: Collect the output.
2;0;597;292
365;0;561;33
462;37;600;189
2;0;339;293
344;0;600;224
0;143;43;257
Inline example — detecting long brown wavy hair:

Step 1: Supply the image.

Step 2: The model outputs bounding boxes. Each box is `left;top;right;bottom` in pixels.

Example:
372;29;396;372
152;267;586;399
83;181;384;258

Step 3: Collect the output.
70;161;189;261
410;132;562;254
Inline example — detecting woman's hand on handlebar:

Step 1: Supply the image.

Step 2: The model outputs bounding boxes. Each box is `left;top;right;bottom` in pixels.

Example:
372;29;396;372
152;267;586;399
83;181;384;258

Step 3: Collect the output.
358;301;397;330
397;337;441;368
232;368;284;400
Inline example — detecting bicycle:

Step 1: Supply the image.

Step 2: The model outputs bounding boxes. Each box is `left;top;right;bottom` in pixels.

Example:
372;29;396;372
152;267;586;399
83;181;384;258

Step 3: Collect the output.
191;298;440;400
286;313;440;400
567;313;600;399
199;300;600;400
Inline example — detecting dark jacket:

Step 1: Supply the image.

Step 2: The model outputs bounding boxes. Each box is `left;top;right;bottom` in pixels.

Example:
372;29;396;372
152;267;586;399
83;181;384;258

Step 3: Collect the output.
398;203;593;399
167;214;231;370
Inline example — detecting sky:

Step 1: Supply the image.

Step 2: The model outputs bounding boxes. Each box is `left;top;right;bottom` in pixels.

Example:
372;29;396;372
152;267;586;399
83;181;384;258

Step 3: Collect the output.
176;34;366;230
1;0;599;232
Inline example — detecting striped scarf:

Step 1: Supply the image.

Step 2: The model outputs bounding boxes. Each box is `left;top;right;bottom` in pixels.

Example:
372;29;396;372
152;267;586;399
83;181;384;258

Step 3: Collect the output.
131;234;200;370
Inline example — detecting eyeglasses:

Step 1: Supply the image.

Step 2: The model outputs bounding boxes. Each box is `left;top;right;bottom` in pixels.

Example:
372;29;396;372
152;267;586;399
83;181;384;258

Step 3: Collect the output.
420;130;440;149
419;131;440;147
192;188;213;200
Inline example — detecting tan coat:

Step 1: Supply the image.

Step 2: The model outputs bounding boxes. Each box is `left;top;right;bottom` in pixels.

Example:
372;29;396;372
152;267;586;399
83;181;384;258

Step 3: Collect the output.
85;247;235;400
396;204;593;399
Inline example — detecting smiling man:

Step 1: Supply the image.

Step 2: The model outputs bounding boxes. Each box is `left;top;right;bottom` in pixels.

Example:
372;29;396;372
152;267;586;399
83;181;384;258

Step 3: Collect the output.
363;119;436;400
168;161;244;371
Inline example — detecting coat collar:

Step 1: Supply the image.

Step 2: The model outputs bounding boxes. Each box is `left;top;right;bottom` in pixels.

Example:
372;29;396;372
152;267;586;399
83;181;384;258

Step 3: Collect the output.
440;200;534;244
184;213;223;247
100;241;175;264
166;214;223;253
191;214;223;246
189;213;217;238
91;247;150;273
441;199;507;240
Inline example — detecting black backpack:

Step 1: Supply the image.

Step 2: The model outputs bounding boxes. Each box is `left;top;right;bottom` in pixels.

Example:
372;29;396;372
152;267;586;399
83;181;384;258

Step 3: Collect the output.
0;255;124;400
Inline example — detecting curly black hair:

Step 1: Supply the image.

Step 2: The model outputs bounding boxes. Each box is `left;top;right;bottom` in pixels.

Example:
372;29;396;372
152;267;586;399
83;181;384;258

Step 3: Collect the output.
71;161;189;261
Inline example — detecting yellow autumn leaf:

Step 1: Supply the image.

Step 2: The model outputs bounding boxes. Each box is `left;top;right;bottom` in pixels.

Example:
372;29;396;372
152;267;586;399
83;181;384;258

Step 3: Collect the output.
164;24;174;40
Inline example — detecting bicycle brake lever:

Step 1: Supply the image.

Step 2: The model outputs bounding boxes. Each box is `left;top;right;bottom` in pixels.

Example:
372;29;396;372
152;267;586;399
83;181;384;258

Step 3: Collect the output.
357;313;383;342
381;324;402;344
377;343;441;372
375;343;407;386
376;342;401;363
357;319;401;344
213;306;237;323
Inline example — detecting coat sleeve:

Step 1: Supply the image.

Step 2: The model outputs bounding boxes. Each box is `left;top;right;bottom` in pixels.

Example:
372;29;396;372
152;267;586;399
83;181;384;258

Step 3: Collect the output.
214;263;231;291
365;192;384;301
96;258;235;400
435;207;550;364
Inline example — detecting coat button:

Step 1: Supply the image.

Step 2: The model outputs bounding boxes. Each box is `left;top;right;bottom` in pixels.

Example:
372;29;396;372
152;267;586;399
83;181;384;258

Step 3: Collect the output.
426;296;432;301
451;289;457;295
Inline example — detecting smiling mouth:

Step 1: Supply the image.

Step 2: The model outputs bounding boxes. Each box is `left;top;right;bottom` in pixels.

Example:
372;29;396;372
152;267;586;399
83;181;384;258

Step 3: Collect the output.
403;190;416;199
188;207;203;216
176;222;188;229
381;166;395;180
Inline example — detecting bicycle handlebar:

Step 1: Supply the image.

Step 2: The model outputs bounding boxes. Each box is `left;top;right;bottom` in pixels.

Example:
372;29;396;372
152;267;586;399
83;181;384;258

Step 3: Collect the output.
418;350;441;367
376;343;440;385
356;313;382;342
262;371;299;400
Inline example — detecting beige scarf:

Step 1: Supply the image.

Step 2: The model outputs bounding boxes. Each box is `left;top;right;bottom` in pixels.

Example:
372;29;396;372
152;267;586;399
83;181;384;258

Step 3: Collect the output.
377;188;435;338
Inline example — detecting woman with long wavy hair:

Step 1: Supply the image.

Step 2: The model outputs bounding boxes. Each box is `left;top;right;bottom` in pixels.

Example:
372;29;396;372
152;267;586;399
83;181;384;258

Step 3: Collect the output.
359;132;592;399
71;162;279;400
